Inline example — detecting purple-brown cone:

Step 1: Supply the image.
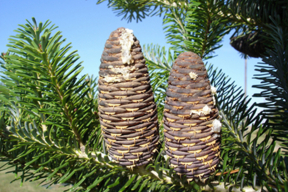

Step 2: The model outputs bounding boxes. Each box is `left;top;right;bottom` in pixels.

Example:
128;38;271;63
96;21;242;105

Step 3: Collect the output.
163;52;221;181
98;28;159;168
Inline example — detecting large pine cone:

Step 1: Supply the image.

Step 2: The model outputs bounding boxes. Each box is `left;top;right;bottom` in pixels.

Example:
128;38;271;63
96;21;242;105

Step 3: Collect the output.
163;52;221;181
98;28;159;168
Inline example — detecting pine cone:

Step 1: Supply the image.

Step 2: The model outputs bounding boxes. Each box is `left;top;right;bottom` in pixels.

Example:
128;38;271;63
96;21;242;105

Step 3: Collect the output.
98;28;159;168
163;52;221;181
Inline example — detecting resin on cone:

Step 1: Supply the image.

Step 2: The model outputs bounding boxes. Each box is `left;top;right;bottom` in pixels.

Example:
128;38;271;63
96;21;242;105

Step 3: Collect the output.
98;27;159;168
163;52;221;181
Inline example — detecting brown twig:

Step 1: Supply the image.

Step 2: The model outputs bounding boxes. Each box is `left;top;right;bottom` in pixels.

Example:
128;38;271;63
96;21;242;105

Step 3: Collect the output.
215;169;239;176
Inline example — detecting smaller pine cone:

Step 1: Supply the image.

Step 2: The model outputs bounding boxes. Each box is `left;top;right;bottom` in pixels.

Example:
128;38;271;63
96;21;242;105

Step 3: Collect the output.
163;52;221;181
98;27;159;168
230;32;266;58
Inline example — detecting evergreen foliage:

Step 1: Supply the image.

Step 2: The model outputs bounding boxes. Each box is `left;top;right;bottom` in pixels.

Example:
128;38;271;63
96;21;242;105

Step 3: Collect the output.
0;0;287;191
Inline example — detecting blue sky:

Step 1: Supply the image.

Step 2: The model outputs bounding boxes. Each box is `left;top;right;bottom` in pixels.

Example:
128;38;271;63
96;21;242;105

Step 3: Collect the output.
1;0;264;106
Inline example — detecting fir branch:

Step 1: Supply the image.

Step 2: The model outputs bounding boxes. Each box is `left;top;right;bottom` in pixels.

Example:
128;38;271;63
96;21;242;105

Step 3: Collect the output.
47;63;84;148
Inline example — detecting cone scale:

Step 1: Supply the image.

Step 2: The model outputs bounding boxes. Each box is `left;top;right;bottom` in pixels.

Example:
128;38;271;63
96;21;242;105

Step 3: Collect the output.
98;28;159;168
163;52;221;181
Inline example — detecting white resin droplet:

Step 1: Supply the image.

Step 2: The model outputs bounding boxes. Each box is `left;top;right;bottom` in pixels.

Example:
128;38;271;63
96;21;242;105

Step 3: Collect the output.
190;110;201;116
211;86;217;95
213;133;221;138
213;96;216;106
103;76;121;83
164;155;168;161
119;28;134;65
189;72;198;80
211;119;222;133
108;65;135;80
201;105;211;115
190;105;212;116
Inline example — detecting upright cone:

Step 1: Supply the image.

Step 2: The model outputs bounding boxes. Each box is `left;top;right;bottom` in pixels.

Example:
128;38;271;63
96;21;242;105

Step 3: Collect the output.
163;52;221;181
98;28;159;168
